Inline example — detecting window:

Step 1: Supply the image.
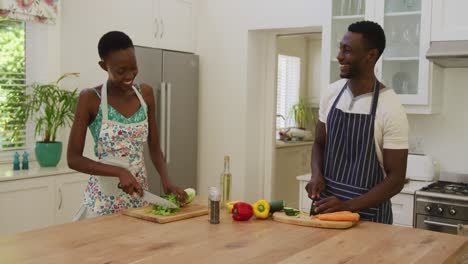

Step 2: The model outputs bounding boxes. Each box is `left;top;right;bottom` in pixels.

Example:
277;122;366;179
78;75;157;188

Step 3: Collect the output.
0;18;26;152
276;54;300;129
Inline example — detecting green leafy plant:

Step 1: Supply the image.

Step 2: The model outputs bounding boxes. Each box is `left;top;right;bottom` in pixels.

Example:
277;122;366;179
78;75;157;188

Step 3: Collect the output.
13;73;80;143
289;97;314;129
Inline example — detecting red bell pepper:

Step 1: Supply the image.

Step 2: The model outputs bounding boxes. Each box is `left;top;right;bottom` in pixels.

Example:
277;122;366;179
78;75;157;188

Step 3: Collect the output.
232;202;254;221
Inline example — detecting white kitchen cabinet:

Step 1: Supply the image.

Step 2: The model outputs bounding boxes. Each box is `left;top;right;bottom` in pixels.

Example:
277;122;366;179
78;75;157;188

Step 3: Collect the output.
390;192;414;227
322;0;442;114
77;0;195;53
157;0;194;52
0;172;88;235
91;0;155;49
431;0;468;41
55;173;89;225
274;143;312;208
0;177;55;235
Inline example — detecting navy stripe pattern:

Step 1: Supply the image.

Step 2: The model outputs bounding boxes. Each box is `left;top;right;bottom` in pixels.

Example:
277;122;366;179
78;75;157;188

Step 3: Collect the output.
323;79;392;224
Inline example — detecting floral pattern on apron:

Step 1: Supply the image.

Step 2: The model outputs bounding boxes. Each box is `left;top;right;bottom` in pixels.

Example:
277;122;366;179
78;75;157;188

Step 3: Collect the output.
82;81;150;216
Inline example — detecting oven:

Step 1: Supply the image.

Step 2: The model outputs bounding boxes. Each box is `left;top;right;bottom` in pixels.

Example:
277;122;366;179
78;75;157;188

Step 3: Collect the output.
414;181;468;235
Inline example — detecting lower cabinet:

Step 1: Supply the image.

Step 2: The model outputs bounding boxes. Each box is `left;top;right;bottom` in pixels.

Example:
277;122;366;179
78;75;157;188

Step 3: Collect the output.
0;173;88;235
390;193;414;227
274;143;312;209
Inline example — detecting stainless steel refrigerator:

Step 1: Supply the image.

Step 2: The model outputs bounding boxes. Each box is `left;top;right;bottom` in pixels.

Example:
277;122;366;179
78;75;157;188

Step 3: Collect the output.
134;46;198;195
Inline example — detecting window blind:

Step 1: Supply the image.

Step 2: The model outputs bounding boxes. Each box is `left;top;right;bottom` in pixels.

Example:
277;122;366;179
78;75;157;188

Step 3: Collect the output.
276;54;300;129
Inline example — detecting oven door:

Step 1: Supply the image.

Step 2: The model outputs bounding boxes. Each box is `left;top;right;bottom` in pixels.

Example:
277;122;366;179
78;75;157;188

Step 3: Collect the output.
416;214;468;235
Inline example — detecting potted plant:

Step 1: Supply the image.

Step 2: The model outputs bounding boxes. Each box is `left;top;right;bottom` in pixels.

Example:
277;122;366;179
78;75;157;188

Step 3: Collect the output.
14;73;79;167
289;97;314;130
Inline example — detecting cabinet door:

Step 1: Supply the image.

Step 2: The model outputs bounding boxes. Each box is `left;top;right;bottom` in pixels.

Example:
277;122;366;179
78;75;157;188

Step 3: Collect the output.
274;145;312;208
93;0;155;48
391;193;414;227
431;0;468;41
158;0;194;52
55;173;89;225
0;177;55;235
374;0;431;106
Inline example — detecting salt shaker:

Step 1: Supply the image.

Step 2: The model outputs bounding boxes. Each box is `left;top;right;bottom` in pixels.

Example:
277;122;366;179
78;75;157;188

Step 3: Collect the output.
208;186;220;224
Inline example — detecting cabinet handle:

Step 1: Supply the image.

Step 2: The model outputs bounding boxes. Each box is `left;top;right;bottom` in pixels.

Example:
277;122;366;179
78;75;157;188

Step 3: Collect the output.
160;19;165;39
154;18;159;39
58;187;63;211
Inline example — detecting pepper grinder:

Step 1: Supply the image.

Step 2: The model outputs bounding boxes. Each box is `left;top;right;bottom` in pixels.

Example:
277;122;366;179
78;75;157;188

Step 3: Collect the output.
22;151;29;170
13;152;20;170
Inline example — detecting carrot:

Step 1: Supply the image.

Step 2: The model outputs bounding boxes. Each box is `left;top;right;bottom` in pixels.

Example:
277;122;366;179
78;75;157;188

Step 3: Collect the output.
316;212;360;222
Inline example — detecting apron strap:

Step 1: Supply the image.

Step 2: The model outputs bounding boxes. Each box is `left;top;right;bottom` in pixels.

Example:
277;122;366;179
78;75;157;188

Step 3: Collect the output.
101;81;109;122
132;84;148;118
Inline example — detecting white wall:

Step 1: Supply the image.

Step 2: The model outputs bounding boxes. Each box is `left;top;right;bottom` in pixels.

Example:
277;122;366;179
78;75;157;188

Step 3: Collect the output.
407;68;468;174
196;0;324;201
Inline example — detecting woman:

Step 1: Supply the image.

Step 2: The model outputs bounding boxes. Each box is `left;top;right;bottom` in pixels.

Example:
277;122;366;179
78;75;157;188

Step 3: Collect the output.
67;31;187;220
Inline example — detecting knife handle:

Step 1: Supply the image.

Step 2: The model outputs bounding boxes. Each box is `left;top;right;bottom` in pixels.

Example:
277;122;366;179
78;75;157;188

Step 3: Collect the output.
117;183;139;193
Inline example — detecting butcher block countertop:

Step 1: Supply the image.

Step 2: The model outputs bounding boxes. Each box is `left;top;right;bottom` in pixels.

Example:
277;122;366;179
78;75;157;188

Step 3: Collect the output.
0;207;467;264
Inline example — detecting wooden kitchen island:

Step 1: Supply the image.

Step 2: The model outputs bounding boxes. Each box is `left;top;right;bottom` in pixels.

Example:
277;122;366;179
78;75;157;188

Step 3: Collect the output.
1;209;467;264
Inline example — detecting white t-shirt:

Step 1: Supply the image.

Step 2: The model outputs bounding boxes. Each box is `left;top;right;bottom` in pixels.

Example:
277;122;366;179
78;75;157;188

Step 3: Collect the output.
319;79;409;169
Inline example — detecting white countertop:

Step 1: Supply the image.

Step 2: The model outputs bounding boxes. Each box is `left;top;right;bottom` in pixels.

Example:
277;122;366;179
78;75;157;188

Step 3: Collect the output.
400;180;433;194
296;174;433;195
0;163;76;182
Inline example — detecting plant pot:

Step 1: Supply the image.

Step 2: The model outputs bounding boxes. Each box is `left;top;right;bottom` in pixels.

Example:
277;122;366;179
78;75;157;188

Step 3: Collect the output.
35;141;62;167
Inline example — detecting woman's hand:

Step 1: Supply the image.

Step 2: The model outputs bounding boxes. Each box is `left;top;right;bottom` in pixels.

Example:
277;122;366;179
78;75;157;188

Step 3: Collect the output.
305;174;325;200
163;182;188;205
118;169;143;197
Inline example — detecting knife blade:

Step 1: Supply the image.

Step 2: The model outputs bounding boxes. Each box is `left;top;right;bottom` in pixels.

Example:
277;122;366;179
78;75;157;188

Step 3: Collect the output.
142;190;178;209
117;183;178;208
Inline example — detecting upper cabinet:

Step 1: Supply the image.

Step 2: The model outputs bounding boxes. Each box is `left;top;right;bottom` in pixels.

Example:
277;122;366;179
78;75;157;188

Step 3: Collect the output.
431;0;468;41
322;0;442;114
156;0;195;52
89;0;195;53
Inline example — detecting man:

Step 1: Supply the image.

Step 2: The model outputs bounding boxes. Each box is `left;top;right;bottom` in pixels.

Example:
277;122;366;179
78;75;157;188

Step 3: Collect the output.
306;21;408;224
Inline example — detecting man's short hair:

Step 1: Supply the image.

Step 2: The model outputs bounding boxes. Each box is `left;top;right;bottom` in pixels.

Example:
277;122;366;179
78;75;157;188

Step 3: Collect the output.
348;21;386;60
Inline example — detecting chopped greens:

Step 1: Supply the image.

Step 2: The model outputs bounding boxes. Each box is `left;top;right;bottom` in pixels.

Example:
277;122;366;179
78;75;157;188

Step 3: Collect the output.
148;194;180;216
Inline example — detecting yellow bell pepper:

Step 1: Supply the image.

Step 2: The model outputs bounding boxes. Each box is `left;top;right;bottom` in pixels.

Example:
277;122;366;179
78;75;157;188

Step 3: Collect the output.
253;199;270;219
226;200;241;213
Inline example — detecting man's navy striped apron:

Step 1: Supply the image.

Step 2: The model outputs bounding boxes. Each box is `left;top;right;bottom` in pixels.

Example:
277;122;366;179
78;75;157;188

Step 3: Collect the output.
322;79;392;224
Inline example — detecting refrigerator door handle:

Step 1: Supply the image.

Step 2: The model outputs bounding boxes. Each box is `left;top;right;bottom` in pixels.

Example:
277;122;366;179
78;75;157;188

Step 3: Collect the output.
166;82;172;164
160;82;166;160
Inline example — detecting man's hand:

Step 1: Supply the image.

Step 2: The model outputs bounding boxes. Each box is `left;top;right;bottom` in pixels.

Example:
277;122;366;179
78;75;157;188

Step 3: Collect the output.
305;174;325;200
163;182;188;205
315;196;351;214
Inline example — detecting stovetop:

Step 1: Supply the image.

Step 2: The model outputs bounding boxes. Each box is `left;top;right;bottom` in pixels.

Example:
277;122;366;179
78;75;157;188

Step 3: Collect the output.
420;181;468;196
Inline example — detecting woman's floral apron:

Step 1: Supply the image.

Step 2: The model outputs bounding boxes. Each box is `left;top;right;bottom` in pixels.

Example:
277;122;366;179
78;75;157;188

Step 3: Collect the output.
74;81;149;220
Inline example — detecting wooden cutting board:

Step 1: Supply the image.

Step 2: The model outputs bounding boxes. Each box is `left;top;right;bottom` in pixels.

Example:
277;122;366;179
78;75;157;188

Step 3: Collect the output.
272;211;357;229
123;202;208;224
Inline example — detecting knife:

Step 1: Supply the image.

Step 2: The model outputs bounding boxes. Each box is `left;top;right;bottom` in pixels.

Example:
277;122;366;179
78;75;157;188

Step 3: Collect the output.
117;183;178;208
142;190;178;208
309;197;317;216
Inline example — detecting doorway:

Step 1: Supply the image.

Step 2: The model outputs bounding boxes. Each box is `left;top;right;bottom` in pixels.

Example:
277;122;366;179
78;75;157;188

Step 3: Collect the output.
245;27;322;205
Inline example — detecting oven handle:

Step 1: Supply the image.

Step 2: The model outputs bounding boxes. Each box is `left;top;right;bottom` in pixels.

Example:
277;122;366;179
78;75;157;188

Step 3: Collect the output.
423;220;458;229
